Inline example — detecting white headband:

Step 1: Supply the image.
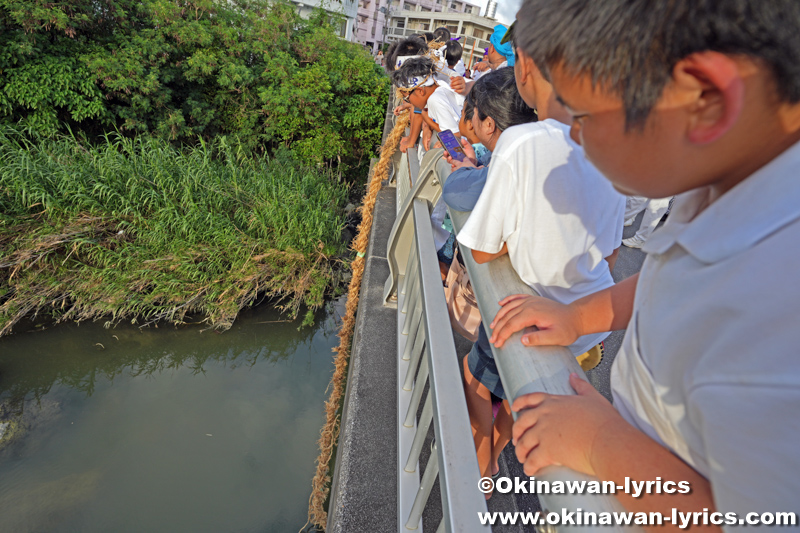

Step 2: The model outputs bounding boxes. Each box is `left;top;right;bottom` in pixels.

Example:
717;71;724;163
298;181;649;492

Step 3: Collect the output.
396;55;421;68
399;74;436;90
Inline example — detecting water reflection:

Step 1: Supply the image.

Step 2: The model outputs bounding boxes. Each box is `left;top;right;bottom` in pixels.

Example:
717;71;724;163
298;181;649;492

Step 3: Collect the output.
0;301;341;533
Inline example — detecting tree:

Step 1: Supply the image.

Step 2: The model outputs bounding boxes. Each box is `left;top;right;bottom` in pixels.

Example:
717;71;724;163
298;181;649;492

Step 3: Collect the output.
0;0;389;165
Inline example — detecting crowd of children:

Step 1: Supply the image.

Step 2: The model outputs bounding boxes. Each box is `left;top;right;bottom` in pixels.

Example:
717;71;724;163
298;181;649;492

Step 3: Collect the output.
387;0;800;521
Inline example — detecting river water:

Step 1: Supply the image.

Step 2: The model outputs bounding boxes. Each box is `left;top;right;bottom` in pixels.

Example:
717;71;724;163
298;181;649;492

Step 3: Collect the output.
0;301;342;532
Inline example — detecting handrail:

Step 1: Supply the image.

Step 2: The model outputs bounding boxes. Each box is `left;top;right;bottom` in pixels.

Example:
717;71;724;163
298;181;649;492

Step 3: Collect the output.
384;148;445;305
389;148;489;532
413;197;490;530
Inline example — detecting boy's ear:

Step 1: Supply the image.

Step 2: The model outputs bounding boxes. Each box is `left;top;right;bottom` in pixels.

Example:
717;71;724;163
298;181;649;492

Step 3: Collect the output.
515;47;531;82
673;51;744;145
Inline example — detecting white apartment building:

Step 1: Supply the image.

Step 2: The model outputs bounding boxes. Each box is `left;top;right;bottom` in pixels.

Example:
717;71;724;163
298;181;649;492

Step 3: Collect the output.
384;8;498;69
355;0;486;54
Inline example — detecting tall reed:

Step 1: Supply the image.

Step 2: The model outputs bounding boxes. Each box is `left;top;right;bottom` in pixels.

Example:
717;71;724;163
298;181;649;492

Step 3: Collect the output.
0;127;349;336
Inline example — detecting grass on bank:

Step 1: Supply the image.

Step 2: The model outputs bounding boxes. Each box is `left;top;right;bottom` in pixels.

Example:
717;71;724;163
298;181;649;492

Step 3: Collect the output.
0;127;350;336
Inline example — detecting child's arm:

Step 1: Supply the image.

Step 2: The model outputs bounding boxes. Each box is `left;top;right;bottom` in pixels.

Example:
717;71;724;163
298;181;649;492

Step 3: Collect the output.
471;242;507;264
489;272;638;348
421;122;434;152
421;110;442;133
511;373;717;531
400;112;424;153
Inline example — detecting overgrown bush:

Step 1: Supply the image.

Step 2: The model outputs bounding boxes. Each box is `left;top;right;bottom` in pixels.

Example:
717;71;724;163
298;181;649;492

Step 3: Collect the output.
0;127;350;336
0;0;390;166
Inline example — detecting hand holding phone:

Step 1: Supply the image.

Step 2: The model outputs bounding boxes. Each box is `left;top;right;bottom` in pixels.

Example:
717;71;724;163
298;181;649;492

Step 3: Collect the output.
436;130;466;162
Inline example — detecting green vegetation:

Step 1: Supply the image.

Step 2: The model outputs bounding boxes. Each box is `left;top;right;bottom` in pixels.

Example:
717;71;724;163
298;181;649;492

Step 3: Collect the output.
0;128;349;335
0;0;391;334
0;0;389;166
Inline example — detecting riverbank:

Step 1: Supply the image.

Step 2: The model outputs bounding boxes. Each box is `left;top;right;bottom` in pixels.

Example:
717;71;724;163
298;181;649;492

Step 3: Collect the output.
0;128;352;337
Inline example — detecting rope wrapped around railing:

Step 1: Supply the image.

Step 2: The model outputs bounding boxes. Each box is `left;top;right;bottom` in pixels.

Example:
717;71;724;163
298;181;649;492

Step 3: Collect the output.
304;110;411;531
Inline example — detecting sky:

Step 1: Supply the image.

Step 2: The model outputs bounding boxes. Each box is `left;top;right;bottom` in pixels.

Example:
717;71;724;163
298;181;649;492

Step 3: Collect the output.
472;0;522;25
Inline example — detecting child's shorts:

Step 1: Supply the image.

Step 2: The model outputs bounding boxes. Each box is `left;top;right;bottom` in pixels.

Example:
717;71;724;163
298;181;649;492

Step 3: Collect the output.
436;232;456;266
467;324;506;400
469;329;605;402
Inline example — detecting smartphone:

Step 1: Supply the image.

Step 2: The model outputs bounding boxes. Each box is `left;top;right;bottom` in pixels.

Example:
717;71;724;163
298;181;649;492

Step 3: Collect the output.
436;129;466;162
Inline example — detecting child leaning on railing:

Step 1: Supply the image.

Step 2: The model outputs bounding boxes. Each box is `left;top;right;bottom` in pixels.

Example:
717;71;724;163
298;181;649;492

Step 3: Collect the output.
443;65;625;498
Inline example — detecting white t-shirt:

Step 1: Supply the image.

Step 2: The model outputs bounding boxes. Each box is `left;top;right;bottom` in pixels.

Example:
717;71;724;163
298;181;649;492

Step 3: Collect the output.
424;82;465;250
425;81;463;134
457;120;625;355
611;139;800;516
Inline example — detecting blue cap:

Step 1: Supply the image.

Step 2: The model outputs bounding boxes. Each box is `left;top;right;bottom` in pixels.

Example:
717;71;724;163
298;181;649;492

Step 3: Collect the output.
489;24;514;66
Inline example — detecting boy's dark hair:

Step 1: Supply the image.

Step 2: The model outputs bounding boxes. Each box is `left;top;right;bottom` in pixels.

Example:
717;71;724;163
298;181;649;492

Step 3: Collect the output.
466;67;537;132
434;26;451;42
515;0;800;129
463;95;474;121
392;57;436;88
424;32;436;43
444;40;463;68
385;37;428;73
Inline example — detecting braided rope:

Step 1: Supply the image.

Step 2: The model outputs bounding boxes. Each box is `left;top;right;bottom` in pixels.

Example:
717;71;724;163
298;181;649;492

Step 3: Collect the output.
305;109;411;531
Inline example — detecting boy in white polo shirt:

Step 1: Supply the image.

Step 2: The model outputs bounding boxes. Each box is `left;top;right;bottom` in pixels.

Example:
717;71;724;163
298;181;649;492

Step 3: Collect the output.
490;0;800;518
455;60;624;484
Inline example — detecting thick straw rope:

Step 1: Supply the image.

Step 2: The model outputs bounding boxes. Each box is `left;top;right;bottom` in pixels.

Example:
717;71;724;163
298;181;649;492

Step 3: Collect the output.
305;110;411;531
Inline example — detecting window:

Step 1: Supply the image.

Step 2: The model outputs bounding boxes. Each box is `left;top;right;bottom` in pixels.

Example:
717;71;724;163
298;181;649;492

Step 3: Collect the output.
472;28;483;39
397;19;405;28
421;6;431;11
447;24;458;34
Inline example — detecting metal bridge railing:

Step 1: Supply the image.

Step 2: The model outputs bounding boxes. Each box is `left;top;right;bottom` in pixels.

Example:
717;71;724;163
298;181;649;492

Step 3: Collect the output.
384;145;642;532
386;148;489;532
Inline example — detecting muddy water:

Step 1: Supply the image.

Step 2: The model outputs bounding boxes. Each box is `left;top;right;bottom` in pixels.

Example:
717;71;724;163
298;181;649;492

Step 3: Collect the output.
0;301;342;532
